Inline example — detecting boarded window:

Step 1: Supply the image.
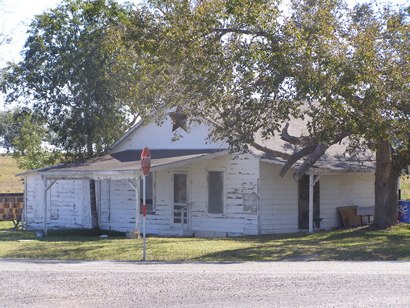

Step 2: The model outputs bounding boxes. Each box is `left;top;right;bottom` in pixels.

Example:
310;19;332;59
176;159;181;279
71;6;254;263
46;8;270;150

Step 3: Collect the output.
140;173;154;213
208;171;224;214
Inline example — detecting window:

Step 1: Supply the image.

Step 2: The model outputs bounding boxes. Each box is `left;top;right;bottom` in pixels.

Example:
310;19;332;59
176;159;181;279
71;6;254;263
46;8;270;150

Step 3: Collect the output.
173;173;188;224
208;171;224;214
140;173;154;213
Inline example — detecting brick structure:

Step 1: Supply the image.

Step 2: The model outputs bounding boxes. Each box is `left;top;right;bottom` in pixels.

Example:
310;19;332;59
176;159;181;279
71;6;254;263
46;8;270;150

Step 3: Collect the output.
0;193;24;222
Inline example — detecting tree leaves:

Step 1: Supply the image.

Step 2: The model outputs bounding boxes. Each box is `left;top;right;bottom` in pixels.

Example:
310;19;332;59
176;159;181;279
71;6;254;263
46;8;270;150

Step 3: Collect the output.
1;0;137;160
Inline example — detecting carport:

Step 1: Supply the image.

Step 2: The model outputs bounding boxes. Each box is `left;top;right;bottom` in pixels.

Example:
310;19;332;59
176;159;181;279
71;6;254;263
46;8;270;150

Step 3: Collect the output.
18;149;228;235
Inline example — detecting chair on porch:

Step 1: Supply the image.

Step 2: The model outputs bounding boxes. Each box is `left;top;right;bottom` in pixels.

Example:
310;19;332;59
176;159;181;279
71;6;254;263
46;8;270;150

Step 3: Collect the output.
313;218;326;231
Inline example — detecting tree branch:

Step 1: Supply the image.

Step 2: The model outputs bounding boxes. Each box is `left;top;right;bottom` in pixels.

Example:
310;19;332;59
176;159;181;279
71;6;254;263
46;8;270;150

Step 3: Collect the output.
281;122;313;146
280;123;349;179
279;143;317;177
250;141;290;160
293;143;329;180
210;27;269;38
281;123;301;145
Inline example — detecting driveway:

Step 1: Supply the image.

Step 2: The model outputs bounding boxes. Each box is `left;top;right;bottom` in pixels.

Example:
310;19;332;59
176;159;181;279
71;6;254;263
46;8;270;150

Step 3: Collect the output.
1;260;409;307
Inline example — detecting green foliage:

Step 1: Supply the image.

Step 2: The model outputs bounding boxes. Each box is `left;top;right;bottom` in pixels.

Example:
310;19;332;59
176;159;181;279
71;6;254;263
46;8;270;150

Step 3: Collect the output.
11;112;61;170
0;110;17;153
1;0;137;159
138;0;408;167
0;108;60;170
134;0;409;228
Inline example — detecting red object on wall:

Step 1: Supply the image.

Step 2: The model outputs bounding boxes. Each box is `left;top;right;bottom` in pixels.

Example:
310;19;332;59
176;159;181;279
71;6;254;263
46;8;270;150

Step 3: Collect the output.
141;147;151;176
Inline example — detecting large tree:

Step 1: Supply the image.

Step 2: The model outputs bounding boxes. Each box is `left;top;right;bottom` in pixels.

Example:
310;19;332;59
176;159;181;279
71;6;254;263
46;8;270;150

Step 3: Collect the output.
134;0;409;228
1;0;136;159
0;110;16;153
0;0;147;229
282;1;410;228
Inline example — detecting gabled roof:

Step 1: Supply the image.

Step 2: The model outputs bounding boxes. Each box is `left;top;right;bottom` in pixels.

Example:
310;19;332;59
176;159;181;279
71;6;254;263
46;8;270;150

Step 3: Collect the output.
18;115;375;179
109;121;144;153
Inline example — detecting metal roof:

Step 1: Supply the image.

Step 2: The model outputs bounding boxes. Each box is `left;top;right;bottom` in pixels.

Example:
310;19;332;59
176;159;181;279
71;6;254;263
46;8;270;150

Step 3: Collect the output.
18;149;228;179
250;118;375;173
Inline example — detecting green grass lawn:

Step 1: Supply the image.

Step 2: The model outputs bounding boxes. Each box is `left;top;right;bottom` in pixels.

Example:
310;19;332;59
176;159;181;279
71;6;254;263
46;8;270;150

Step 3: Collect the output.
0;155;25;193
1;221;410;261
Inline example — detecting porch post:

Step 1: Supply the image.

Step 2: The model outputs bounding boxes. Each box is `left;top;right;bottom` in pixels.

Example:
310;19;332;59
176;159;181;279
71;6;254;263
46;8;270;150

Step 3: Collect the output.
136;176;140;234
142;175;146;261
43;179;48;236
309;174;314;233
108;179;111;230
128;177;140;234
43;179;57;236
23;177;28;230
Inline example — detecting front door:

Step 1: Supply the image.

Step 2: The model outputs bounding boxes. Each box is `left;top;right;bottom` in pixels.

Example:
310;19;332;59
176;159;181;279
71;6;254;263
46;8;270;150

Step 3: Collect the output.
173;173;188;225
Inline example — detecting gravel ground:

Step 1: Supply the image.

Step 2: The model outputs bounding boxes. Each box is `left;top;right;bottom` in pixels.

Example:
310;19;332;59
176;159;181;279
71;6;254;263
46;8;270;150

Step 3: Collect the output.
0;260;409;307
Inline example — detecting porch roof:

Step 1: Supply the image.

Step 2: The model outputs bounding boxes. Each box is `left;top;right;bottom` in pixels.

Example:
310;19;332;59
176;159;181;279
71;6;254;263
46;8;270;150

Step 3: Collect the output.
251;118;375;175
259;156;375;175
18;149;228;180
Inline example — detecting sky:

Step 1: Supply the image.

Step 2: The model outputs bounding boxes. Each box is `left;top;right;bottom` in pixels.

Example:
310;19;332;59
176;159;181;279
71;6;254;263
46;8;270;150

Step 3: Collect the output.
0;0;409;111
0;0;141;110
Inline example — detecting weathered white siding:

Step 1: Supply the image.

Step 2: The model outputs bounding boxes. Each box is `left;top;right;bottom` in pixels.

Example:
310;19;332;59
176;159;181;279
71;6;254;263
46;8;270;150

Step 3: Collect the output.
97;179;136;232
25;175;91;230
188;153;259;236
320;173;374;229
258;163;374;233
259;162;299;234
94;153;259;236
96;177;173;234
113;118;227;152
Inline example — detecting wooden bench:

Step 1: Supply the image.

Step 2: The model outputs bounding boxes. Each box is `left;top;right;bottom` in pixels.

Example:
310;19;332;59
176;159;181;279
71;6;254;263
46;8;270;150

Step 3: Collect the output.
357;206;374;225
337;206;374;227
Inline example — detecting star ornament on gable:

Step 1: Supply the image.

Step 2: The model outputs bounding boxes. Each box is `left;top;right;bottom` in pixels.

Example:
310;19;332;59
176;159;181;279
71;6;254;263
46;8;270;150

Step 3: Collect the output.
169;107;188;132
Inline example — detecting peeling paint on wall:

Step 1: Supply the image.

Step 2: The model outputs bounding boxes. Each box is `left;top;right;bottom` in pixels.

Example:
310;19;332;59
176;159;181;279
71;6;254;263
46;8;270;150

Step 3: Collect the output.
243;192;258;214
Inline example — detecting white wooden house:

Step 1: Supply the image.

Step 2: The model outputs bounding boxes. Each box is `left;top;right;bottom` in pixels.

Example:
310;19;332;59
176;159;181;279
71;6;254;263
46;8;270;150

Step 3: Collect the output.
19;114;375;236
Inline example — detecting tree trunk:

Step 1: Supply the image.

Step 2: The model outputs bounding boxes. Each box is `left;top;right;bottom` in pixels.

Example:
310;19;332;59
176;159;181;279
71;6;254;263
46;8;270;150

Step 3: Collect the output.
373;139;400;229
85;103;99;230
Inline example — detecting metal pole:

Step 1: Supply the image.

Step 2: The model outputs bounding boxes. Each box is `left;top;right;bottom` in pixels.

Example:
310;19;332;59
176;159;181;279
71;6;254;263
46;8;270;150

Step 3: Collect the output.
135;177;140;234
142;175;147;261
309;174;314;233
23;177;28;230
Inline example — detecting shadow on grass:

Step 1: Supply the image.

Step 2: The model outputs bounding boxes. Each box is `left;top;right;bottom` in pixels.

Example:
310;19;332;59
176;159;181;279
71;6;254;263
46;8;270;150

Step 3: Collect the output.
188;226;410;262
0;227;126;242
1;224;410;262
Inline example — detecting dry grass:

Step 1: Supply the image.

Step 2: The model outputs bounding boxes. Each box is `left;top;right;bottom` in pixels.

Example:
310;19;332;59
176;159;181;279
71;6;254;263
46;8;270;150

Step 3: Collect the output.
0;155;25;193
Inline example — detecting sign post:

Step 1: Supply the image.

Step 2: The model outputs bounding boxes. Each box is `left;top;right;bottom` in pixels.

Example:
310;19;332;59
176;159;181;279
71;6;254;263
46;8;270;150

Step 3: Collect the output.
140;147;151;261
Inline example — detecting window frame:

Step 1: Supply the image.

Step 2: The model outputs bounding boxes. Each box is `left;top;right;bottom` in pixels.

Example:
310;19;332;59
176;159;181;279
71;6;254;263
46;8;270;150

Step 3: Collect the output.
172;171;189;225
206;169;226;215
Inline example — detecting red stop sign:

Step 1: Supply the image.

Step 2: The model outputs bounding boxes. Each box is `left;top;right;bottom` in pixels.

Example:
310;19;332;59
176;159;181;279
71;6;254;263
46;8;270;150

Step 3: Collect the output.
141;147;151;176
